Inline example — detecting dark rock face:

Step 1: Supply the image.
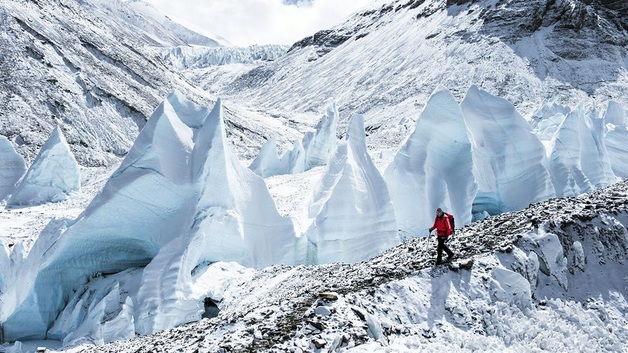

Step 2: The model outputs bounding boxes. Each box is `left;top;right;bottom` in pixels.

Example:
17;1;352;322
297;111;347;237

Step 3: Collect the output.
287;28;366;61
446;0;475;5
460;0;628;45
589;0;628;16
287;0;430;60
289;0;628;61
445;0;628;94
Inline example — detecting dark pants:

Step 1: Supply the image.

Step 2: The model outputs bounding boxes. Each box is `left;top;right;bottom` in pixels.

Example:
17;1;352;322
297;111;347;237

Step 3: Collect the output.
436;236;453;263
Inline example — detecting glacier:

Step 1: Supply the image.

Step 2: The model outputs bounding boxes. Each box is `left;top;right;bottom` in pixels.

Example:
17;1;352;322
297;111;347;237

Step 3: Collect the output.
301;102;339;170
385;88;476;236
305;114;398;264
159;45;288;70
579;107;617;188
0;136;26;201
62;179;628;353
530;101;571;142
7;126;80;207
249;136;284;177
460;85;555;217
548;104;617;197
548;105;595;197
0;0;626;349
250;138;306;177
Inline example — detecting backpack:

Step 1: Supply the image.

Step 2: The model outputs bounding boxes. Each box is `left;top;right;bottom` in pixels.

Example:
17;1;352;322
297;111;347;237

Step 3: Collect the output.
445;212;455;235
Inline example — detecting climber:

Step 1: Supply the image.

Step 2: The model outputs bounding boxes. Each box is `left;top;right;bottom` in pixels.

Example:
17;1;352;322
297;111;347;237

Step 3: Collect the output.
428;208;455;265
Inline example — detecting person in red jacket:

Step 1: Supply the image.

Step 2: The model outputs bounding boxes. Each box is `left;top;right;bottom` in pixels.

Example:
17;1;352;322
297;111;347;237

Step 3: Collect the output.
428;208;455;264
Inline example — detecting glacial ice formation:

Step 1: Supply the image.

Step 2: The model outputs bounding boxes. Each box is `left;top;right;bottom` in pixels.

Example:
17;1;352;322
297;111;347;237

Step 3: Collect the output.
249;103;338;177
385;88;476;236
7;126;80;207
302;102;339;170
460;85;555;216
579;107;617;188
249;136;283;177
0;92;297;341
306;114;398;264
604;101;628;178
548;106;594;197
1;88;626;348
0;136;26;201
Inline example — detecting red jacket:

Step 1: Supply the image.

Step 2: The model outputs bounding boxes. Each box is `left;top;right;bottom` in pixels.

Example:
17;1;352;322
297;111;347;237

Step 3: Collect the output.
431;213;454;237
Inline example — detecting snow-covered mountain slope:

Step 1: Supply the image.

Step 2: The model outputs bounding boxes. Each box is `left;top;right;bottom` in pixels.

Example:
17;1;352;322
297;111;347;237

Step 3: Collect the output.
76;0;226;48
195;0;628;149
0;0;290;166
68;179;628;352
119;0;228;47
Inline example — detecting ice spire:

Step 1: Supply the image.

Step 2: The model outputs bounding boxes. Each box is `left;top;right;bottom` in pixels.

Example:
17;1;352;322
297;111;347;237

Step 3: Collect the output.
461;85;554;216
249;136;282;177
1;93;297;341
303;102;339;169
580;107;617;188
0;136;26;201
8;126;80;207
385;88;476;235
306;114;398;264
604;101;628;178
137;98;298;333
548;105;594;197
249;102;338;177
